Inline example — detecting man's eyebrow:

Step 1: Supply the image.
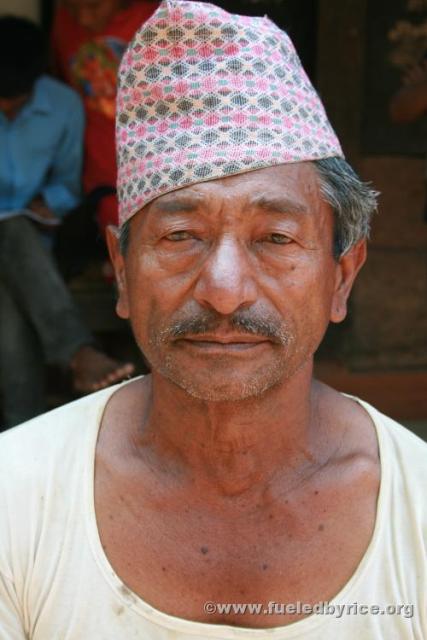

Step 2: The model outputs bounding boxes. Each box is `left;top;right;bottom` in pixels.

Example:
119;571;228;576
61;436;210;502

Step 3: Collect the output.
250;195;309;215
149;194;309;216
150;198;200;214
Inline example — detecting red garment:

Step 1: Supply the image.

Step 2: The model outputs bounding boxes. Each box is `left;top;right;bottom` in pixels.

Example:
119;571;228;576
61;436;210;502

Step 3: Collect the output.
52;1;158;229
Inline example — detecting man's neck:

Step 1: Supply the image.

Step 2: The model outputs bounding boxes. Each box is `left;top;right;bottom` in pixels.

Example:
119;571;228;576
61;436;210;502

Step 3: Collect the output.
128;361;341;498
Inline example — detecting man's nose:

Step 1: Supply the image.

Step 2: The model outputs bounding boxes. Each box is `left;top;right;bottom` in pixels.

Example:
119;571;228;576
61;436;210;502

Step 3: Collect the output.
193;236;258;315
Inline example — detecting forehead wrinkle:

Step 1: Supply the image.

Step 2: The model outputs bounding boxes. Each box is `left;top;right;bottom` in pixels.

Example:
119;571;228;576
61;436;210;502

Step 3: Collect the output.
146;178;313;224
250;194;309;216
150;197;201;215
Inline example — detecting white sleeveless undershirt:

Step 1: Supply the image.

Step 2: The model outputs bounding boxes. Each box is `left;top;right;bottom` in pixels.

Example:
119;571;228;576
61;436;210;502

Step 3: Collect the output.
0;383;426;639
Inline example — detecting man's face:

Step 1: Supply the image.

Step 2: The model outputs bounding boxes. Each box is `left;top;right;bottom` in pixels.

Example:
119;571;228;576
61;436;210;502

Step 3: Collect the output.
0;94;31;120
64;0;122;32
109;163;366;402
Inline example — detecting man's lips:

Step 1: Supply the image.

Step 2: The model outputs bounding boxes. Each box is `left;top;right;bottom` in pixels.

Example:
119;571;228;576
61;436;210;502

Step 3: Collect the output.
179;333;270;343
174;334;272;350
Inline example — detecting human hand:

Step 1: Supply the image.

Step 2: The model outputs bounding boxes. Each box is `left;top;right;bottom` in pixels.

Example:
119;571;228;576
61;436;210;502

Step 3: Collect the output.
28;196;59;229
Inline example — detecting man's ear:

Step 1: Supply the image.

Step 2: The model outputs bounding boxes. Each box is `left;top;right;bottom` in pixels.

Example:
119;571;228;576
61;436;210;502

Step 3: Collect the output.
105;225;130;320
330;239;367;324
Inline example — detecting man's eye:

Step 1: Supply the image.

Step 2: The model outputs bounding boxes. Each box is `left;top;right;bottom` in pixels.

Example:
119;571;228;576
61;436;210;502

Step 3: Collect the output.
165;231;193;241
265;233;292;245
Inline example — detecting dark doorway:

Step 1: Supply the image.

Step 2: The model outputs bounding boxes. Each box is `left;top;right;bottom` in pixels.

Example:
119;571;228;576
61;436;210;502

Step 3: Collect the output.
40;0;55;34
213;0;318;81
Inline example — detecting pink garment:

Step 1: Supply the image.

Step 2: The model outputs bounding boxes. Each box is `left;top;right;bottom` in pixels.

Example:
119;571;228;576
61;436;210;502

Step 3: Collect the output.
52;1;158;230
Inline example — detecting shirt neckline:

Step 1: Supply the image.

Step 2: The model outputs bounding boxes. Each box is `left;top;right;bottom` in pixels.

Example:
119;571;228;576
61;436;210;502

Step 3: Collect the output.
83;381;390;638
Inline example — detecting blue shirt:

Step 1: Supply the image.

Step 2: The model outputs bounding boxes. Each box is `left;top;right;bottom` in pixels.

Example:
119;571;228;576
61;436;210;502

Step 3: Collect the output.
0;75;84;219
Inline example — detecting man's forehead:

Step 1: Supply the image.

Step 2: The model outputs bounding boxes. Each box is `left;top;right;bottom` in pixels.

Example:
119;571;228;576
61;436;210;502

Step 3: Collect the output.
145;163;319;217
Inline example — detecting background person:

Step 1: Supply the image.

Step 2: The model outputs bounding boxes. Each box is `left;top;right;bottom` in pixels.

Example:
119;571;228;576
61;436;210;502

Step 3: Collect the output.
51;0;159;236
0;16;134;428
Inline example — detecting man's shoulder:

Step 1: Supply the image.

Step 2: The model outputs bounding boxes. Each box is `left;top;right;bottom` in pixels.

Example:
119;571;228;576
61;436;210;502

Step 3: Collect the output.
360;399;427;487
37;75;83;112
0;386;115;484
365;401;427;453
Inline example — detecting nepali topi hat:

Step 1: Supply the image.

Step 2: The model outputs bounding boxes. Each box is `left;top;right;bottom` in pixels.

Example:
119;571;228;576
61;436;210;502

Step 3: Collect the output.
116;0;343;226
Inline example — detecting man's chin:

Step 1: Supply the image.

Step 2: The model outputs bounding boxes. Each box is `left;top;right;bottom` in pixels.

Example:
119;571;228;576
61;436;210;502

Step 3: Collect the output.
156;363;286;403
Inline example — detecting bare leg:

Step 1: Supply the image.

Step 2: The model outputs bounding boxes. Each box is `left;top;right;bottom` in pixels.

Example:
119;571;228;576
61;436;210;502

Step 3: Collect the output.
0;281;45;427
0;216;134;395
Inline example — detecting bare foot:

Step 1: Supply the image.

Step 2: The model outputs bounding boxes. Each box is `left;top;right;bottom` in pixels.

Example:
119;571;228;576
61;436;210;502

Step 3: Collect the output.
70;345;135;393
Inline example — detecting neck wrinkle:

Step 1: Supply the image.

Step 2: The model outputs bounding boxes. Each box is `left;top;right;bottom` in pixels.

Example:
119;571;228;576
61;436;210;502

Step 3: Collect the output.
134;362;332;496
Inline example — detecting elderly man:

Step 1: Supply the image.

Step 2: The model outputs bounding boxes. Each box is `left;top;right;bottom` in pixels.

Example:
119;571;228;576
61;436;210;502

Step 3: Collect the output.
0;1;425;638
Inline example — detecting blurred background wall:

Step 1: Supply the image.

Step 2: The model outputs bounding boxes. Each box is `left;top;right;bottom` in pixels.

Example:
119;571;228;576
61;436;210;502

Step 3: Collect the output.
318;0;427;370
0;0;39;21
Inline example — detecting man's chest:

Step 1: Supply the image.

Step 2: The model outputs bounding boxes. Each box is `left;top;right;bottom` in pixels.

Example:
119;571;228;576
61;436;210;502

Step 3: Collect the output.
0;118;62;166
95;467;379;627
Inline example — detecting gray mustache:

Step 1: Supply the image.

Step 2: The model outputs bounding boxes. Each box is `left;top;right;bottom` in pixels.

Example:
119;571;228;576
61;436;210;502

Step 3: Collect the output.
165;311;291;345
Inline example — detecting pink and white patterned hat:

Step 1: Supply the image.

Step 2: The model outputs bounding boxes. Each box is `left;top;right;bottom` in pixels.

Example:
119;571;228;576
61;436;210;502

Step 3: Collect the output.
117;0;343;225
